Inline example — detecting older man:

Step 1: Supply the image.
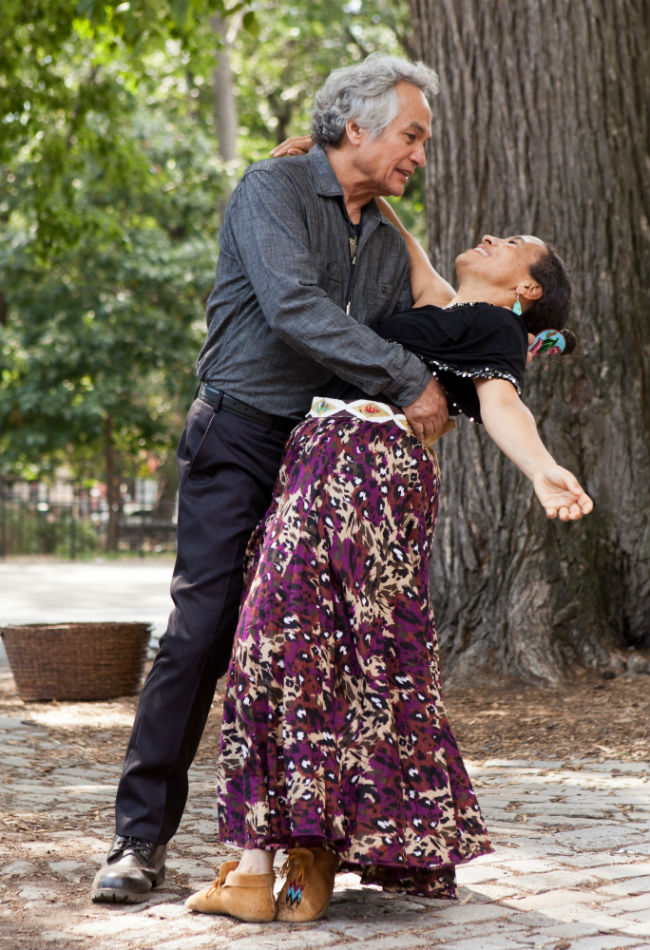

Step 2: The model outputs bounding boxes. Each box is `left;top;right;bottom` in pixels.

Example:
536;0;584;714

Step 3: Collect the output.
91;53;449;904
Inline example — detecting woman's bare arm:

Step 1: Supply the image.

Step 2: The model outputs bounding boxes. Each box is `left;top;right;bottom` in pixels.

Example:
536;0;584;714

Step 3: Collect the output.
475;378;593;520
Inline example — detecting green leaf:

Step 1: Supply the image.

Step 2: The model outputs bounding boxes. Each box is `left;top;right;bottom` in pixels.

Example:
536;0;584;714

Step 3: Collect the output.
242;9;259;35
76;0;97;15
169;0;192;30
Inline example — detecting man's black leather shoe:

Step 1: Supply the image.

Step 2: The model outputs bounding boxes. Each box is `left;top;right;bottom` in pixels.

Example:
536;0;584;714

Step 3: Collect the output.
91;834;167;903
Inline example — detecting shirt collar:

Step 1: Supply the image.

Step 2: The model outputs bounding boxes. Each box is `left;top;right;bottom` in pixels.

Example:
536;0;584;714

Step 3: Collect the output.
308;145;384;226
308;145;345;197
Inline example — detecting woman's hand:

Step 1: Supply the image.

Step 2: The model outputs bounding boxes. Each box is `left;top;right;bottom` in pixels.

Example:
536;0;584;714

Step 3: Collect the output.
532;467;594;520
270;134;314;158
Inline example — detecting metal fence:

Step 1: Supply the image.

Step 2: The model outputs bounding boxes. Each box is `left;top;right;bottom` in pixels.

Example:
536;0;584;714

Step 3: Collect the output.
0;479;177;559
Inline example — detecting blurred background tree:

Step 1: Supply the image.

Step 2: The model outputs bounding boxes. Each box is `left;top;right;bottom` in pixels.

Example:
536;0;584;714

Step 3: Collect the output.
1;0;240;546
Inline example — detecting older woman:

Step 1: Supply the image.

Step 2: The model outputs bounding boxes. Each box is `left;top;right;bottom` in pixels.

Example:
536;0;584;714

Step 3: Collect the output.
184;214;592;924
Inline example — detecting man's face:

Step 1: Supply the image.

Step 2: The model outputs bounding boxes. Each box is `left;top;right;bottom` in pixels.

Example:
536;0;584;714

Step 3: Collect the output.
355;81;432;197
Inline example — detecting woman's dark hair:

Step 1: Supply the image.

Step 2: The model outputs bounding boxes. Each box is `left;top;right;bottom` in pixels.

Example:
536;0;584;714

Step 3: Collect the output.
524;244;573;335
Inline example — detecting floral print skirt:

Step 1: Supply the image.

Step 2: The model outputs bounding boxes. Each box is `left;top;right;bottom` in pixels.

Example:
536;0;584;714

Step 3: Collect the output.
216;412;492;898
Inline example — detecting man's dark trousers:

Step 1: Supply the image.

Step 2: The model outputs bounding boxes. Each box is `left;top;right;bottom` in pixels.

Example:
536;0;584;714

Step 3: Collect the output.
114;396;293;845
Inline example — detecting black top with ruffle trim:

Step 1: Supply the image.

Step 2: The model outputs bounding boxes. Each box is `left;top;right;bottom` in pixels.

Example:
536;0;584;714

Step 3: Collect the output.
327;301;528;424
377;302;528;422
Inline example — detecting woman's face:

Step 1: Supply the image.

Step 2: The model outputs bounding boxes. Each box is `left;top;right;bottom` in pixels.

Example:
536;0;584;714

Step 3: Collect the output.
455;233;547;290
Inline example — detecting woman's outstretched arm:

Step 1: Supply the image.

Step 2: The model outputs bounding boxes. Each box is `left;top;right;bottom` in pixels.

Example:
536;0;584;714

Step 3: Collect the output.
475;378;593;520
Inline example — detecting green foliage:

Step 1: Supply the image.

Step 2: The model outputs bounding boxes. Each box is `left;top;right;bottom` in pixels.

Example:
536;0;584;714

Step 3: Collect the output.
1;501;102;558
0;12;233;482
1;0;424;494
75;0;253;47
233;0;412;160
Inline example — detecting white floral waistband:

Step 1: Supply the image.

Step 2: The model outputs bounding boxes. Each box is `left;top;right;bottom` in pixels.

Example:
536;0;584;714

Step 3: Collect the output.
308;397;411;433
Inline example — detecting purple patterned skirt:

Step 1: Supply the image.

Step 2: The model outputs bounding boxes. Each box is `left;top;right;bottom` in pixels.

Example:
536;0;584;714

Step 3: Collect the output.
216;412;492;898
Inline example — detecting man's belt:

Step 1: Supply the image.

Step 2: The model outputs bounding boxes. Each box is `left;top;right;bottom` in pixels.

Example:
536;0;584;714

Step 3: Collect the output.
198;383;297;433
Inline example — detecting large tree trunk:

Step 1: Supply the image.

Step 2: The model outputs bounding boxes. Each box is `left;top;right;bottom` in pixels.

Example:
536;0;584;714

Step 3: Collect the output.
408;0;650;683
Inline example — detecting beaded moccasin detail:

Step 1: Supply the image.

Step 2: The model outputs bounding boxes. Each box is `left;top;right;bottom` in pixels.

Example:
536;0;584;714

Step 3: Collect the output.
275;847;339;923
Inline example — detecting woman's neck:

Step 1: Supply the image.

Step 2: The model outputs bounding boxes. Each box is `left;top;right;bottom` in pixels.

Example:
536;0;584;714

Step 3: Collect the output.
446;280;512;309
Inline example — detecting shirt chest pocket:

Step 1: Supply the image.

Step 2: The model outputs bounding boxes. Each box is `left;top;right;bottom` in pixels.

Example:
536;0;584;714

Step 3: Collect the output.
316;260;347;305
363;280;399;319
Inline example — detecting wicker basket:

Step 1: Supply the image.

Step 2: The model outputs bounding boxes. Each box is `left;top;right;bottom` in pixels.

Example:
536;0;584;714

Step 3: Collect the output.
0;622;152;702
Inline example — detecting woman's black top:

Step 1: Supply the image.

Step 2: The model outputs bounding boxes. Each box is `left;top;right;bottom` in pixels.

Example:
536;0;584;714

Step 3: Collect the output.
327;301;528;423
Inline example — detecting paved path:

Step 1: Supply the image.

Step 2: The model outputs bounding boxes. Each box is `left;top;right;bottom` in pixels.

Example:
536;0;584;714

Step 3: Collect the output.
0;558;175;663
1;560;649;949
0;556;175;634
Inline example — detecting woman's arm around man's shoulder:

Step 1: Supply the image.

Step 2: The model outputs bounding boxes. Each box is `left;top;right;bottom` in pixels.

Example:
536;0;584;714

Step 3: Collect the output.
376;198;455;308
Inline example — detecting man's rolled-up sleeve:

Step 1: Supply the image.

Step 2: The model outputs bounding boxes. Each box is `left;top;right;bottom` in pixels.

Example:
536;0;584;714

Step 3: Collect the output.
229;167;432;407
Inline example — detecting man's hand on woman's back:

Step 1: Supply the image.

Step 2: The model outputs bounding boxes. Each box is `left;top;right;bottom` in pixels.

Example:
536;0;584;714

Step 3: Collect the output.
402;378;450;442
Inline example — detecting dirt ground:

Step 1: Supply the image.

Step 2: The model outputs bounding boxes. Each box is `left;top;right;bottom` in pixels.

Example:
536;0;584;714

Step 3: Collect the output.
443;672;649;763
1;664;647;770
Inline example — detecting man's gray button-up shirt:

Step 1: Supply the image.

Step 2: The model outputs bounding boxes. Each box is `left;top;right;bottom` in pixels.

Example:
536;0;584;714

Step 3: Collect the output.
196;145;432;419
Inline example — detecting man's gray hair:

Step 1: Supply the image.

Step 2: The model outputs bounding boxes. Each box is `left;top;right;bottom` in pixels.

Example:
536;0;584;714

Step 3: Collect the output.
311;53;439;148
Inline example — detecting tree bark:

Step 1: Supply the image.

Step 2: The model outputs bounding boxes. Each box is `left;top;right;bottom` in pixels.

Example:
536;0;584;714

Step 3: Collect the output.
211;12;242;163
408;0;650;682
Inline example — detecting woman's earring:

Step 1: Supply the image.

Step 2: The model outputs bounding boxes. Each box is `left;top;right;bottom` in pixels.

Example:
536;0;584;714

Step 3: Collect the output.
512;293;523;316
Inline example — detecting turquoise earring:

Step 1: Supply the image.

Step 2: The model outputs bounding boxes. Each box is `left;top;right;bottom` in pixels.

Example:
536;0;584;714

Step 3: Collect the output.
512;294;523;316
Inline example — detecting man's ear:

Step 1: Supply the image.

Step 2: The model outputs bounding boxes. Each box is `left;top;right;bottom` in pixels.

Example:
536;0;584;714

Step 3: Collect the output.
345;118;364;146
516;279;543;304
